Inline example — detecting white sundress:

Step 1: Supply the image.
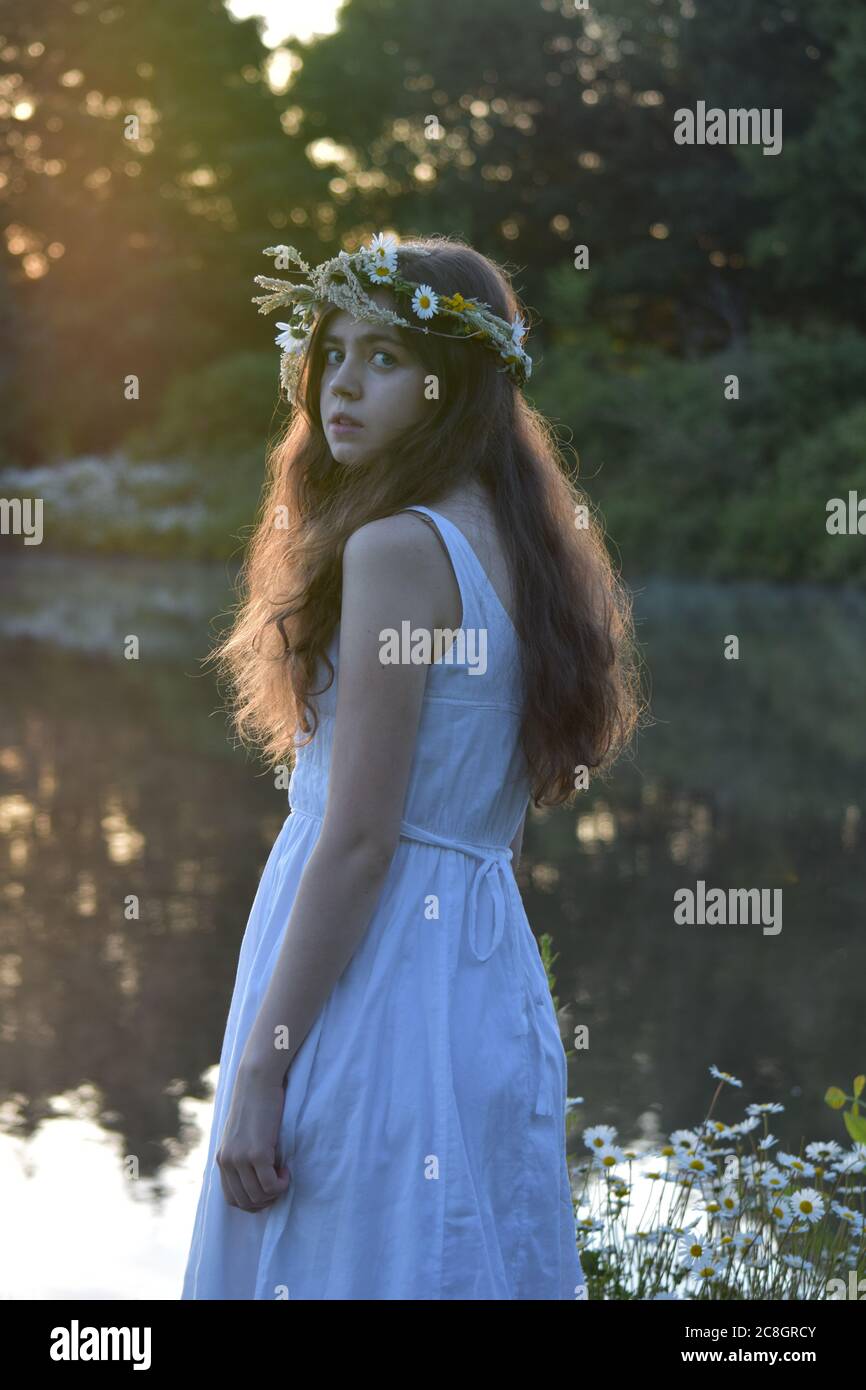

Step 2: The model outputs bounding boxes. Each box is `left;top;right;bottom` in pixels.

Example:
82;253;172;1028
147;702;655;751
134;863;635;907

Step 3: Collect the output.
181;504;586;1299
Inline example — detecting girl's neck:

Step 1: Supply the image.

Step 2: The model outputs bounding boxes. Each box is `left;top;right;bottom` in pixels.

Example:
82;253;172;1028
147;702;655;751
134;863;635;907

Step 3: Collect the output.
433;477;492;515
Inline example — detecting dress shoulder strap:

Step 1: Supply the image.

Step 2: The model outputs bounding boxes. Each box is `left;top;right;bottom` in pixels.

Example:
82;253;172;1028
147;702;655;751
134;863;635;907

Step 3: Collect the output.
398;504;479;633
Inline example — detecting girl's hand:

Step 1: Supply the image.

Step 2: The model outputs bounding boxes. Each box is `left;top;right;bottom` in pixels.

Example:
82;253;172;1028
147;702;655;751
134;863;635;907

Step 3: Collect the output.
216;1067;292;1213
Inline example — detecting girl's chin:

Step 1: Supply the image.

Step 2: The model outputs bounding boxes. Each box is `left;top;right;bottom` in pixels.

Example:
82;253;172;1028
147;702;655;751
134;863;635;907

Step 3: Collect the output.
330;441;371;464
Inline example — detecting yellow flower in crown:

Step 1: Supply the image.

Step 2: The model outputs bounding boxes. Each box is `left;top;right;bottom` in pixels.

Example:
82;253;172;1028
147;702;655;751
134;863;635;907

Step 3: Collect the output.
440;292;479;314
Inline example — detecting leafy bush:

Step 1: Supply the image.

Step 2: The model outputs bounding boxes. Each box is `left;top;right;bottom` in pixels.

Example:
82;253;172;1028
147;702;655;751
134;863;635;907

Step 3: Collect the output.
124;350;286;465
532;311;866;581
717;403;866;580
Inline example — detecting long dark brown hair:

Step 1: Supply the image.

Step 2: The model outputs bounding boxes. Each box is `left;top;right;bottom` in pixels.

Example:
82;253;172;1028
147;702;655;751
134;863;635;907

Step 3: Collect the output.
210;232;648;807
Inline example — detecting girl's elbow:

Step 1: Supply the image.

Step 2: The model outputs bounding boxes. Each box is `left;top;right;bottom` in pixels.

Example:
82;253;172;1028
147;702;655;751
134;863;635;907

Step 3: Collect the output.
315;823;398;878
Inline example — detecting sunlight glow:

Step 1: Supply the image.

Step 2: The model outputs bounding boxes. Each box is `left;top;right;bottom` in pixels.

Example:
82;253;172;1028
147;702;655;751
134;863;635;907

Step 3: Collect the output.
225;0;343;47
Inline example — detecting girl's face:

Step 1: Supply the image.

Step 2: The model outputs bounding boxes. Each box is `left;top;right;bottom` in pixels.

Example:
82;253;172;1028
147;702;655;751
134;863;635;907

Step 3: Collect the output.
319;294;430;468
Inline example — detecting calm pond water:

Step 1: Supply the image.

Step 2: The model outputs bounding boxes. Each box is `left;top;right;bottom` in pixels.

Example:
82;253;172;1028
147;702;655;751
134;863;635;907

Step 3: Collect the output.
0;552;863;1298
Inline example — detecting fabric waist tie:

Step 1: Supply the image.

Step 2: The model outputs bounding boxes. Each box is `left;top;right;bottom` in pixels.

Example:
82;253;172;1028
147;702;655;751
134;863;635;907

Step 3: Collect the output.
397;816;514;963
290;806;514;961
289;805;556;1117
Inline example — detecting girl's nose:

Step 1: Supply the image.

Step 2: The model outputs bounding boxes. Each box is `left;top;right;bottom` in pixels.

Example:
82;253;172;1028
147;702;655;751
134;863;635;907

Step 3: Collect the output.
335;370;359;392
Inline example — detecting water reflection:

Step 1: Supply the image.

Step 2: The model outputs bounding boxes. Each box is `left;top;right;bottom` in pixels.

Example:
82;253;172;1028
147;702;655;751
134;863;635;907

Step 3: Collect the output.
0;556;863;1298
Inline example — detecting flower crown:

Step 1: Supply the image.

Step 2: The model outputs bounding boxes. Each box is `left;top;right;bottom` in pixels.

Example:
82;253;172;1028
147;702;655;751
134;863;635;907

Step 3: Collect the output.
252;230;532;403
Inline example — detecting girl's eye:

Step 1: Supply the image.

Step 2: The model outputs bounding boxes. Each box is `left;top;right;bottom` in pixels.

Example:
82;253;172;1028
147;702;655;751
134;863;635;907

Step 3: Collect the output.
323;347;397;367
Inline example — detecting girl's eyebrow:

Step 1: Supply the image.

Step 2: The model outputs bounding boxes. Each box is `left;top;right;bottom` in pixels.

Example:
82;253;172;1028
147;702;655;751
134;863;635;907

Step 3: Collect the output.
322;330;403;347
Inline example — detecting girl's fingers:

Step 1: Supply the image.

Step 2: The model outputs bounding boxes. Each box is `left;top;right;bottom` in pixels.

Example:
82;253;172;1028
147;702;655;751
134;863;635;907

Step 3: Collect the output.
251;1159;291;1203
236;1159;274;1208
218;1152;268;1211
218;1163;250;1210
218;1156;289;1212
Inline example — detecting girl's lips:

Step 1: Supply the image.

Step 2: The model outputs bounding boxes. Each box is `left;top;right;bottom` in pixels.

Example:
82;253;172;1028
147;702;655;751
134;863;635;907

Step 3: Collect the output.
331;420;363;432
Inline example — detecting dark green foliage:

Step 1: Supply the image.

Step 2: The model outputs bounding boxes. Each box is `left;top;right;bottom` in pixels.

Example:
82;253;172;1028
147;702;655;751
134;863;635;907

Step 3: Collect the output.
1;0;863;575
533;321;866;579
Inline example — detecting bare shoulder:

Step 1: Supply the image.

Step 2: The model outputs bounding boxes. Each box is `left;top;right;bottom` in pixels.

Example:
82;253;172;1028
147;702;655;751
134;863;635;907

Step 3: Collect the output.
343;511;459;629
344;509;437;565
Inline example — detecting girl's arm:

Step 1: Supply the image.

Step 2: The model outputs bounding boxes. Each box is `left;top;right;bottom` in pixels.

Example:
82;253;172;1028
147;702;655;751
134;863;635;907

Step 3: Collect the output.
238;511;452;1088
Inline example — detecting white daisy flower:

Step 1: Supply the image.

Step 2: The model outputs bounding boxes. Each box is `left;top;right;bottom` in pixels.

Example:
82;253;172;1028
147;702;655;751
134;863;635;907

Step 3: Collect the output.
730;1231;763;1254
781;1253;814;1271
831;1201;864;1231
746;1101;785;1115
790;1188;824;1223
275;321;308;354
716;1186;740;1218
805;1140;843;1162
576;1215;605;1233
777;1150;816;1178
583;1124;618;1151
411;284;438;319
510;311;527;346
703;1119;736;1139
593;1143;625;1170
759;1165;788;1192
731;1116;762;1135
709;1065;743;1088
678;1232;712;1266
670;1128;701;1154
367;259;396;284
687;1261;720;1282
768;1198;793;1225
367;231;399;264
675;1151;717;1176
832;1150;866;1175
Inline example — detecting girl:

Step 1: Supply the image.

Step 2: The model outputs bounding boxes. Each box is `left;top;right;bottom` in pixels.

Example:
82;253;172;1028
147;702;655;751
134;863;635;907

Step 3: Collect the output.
181;231;644;1299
